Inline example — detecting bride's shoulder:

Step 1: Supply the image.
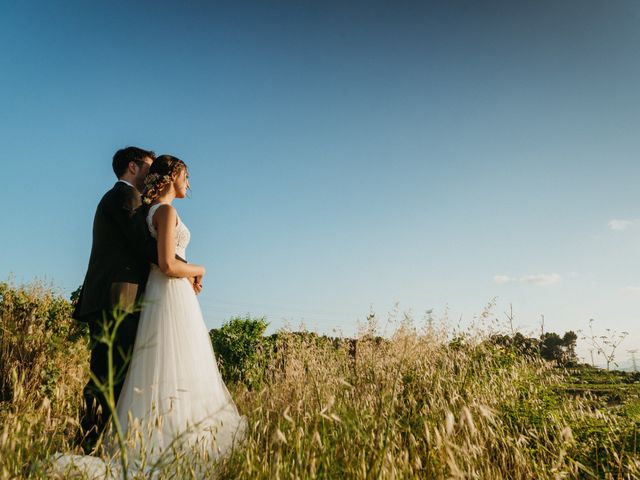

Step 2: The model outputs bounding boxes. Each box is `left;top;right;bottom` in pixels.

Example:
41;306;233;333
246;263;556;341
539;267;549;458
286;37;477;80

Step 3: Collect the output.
150;203;177;225
152;202;176;213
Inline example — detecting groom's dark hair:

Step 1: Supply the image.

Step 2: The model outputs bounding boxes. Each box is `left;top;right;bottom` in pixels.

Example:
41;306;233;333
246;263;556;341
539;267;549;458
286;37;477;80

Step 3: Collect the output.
112;147;156;178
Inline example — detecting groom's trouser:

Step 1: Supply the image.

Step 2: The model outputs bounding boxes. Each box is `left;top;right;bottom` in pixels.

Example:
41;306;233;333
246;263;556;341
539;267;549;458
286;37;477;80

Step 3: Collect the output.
80;309;140;446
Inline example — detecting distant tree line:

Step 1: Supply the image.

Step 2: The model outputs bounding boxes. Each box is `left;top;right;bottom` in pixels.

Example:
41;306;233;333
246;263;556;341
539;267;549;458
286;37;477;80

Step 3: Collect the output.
489;331;578;366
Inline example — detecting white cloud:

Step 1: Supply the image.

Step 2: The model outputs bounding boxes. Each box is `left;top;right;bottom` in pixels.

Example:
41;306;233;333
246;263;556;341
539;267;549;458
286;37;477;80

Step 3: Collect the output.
494;273;562;286
608;219;635;231
622;286;640;295
520;273;562;285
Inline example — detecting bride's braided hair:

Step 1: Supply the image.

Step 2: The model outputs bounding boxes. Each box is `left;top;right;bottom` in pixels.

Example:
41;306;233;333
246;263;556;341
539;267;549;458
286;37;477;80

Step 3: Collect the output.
142;155;187;204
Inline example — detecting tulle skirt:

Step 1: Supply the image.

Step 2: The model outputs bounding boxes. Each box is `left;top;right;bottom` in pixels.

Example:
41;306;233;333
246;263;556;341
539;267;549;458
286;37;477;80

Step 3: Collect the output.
50;267;245;478
112;265;246;466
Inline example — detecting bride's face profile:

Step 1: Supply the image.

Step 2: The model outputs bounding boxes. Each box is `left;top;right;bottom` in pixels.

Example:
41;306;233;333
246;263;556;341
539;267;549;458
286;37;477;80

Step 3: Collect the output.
174;168;190;199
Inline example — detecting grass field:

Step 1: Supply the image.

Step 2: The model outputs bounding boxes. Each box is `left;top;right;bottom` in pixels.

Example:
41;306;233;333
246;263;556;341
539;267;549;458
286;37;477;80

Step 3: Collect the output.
1;280;639;479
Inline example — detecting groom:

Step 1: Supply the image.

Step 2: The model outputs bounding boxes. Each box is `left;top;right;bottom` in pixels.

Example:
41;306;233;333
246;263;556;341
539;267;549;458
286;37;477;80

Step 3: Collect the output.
73;146;160;451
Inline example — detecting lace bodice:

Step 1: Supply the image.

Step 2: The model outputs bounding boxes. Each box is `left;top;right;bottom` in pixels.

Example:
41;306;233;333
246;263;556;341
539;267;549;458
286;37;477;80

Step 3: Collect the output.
147;203;191;260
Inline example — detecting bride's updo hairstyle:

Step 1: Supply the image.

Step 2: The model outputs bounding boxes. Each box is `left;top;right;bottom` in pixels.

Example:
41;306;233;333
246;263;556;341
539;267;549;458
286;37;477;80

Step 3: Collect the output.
142;155;188;205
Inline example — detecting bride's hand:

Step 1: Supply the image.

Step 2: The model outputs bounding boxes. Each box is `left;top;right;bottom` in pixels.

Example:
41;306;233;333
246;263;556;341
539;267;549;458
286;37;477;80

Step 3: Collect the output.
193;274;204;294
189;276;203;295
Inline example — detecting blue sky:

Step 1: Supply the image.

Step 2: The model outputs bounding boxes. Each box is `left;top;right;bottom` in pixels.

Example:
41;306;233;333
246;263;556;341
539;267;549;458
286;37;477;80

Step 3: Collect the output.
1;1;639;363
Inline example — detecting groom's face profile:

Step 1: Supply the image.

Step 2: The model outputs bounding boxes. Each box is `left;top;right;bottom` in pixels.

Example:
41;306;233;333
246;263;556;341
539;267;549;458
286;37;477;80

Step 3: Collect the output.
133;157;153;191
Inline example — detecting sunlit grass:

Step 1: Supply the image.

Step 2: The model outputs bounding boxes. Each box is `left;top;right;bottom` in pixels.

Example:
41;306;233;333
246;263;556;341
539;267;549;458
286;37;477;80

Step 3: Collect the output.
1;280;639;479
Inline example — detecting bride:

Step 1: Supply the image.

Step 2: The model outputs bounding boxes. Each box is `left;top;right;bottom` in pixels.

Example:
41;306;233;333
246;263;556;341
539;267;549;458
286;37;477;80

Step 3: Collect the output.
115;154;246;462
53;155;245;477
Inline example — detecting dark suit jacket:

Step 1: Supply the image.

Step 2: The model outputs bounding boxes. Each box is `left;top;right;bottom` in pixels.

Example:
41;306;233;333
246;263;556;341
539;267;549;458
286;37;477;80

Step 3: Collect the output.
73;182;158;321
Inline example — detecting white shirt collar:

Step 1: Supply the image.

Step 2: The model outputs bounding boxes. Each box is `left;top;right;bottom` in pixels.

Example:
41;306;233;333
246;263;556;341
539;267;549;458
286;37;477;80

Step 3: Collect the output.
117;179;134;188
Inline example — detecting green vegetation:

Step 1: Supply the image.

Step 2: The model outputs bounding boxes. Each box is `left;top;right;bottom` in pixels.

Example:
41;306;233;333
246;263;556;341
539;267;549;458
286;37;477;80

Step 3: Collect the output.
209;315;271;389
1;280;639;478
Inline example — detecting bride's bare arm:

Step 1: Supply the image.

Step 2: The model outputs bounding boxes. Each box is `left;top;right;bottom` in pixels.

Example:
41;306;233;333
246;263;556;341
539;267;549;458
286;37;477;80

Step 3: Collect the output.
154;204;205;278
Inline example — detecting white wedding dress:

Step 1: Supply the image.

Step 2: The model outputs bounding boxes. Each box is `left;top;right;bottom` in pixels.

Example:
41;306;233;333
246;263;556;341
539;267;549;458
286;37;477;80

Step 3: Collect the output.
51;203;246;478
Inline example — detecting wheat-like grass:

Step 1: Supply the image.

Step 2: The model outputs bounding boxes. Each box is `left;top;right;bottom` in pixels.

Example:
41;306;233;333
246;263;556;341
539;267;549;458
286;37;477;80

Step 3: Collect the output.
1;281;638;479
